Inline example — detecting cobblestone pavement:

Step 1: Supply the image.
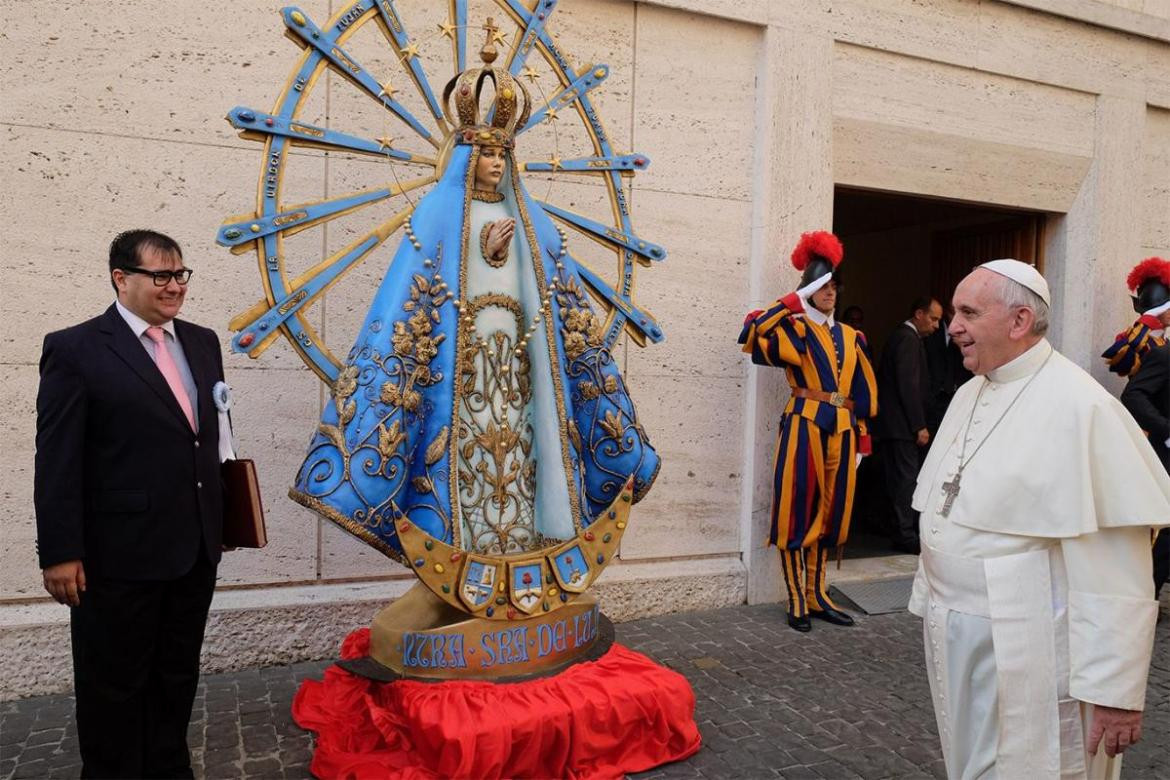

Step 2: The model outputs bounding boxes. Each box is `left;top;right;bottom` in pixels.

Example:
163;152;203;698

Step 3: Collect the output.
2;594;1167;779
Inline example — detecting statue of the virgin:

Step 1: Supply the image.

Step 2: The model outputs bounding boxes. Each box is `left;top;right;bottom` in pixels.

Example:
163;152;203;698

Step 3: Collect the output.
290;28;659;567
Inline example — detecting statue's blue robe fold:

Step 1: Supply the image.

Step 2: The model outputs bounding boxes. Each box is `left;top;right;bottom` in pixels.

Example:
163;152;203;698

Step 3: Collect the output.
290;144;659;562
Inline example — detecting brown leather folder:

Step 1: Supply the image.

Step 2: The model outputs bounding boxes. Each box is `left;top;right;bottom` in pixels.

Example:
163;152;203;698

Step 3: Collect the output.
221;458;267;548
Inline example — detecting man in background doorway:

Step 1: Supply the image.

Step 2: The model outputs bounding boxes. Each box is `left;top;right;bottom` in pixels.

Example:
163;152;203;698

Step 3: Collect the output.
874;297;942;555
924;304;972;438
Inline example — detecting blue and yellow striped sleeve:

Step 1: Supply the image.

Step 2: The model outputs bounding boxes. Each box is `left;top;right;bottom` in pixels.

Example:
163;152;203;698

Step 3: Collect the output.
1102;315;1164;377
737;293;807;368
850;331;879;453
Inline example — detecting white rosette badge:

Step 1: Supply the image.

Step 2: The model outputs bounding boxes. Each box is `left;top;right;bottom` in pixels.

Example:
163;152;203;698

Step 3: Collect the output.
212;381;237;463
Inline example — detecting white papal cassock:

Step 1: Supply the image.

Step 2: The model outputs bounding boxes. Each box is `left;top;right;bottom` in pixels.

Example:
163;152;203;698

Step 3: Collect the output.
909;339;1170;780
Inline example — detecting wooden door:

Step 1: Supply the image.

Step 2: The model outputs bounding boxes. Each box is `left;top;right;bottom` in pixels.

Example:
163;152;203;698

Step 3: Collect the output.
930;215;1046;306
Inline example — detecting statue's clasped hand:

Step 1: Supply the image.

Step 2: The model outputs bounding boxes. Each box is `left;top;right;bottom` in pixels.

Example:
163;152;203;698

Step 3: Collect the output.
485;218;515;262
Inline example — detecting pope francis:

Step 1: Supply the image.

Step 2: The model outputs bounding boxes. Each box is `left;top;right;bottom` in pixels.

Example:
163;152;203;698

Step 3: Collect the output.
909;259;1170;779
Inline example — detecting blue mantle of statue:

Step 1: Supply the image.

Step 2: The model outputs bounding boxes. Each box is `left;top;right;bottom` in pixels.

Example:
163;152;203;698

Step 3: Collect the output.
290;143;659;562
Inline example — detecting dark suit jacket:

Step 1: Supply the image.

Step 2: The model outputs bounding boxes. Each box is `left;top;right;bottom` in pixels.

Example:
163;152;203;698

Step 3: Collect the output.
874;323;929;441
923;322;972;433
1121;341;1170;473
34;305;225;580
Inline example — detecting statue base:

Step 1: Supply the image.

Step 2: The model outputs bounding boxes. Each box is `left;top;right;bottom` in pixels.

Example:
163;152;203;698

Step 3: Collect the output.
337;582;612;682
293;624;702;779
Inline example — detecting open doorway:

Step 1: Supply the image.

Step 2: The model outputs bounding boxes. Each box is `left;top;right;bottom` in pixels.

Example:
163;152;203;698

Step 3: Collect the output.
832;186;1048;558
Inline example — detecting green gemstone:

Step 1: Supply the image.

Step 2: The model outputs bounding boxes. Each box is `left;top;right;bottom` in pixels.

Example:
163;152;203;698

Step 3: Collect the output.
496;596;506;605
441;584;450;594
224;229;242;240
603;533;612;543
424;539;434;551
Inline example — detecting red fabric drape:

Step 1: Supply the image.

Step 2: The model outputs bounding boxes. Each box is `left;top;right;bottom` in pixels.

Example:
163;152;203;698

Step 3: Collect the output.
292;628;702;779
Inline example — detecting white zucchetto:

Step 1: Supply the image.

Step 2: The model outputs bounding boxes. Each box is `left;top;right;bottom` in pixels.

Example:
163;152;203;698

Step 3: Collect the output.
979;258;1051;306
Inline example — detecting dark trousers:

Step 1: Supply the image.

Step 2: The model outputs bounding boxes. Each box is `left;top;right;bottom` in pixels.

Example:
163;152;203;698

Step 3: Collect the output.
880;439;922;546
71;554;216;779
1155;529;1169;599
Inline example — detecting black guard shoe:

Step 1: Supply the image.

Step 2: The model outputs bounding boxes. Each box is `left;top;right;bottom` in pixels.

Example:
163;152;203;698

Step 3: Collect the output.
787;613;812;632
809;607;855;626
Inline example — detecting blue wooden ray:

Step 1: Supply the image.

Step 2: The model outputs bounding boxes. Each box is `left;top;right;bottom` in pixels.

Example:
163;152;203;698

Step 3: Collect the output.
225;107;427;162
218;187;402;249
505;0;558;75
281;6;434;142
373;0;446;124
526;153;650;174
231;226;401;357
538;202;666;263
519;64;608;133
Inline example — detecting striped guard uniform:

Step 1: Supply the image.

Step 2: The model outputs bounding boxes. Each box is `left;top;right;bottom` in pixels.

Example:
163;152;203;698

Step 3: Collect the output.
1102;314;1166;377
739;292;878;618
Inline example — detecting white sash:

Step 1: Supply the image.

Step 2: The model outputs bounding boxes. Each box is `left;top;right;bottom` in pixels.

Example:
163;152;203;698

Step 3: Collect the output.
921;545;1072;778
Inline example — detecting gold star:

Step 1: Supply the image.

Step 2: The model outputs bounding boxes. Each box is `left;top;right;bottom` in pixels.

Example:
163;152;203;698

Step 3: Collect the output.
437;21;456;39
548;155;562;171
378;82;400;100
521;65;540;83
400;42;420;61
544;106;559;123
377;135;395;150
492;30;508;46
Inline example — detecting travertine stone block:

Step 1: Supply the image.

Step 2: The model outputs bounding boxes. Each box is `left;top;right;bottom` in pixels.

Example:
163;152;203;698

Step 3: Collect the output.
834;44;1095;157
216;367;322;586
0;367;42;600
833;117;1092;213
1048;95;1146;383
633;4;760;201
1144;107;1170;252
626;189;752;379
742;26;833;606
619;375;744;560
0;0;321;141
0;125;323;372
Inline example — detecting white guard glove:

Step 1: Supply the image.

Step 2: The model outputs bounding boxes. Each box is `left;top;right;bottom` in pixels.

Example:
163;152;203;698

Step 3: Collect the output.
796;272;833;308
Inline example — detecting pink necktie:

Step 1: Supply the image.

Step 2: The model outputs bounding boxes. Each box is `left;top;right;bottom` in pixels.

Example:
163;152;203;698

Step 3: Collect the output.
146;326;196;431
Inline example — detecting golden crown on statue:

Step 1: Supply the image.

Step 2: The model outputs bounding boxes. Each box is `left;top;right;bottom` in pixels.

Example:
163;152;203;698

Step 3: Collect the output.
442;17;532;148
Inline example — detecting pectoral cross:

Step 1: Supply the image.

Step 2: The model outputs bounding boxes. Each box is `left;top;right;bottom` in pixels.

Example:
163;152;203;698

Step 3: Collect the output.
939;472;962;518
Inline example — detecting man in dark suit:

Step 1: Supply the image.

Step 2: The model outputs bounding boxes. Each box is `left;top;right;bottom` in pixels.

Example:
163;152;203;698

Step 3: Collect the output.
923;308;973;437
35;230;226;778
1120;341;1170;597
874;297;942;554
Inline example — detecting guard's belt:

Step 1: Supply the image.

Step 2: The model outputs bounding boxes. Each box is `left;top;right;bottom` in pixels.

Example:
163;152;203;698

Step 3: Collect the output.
791;387;854;410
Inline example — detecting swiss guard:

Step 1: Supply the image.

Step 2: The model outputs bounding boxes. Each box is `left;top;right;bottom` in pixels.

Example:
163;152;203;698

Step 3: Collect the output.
738;232;878;632
1102;256;1170;376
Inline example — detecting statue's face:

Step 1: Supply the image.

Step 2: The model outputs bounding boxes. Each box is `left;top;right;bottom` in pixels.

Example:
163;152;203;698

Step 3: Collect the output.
475;145;506;190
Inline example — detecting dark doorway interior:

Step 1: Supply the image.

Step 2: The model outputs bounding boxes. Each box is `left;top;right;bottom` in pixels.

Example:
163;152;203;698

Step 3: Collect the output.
832;187;1048;558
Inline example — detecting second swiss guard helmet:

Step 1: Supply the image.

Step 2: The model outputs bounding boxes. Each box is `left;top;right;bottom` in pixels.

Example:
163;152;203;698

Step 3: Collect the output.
791;231;844;289
1127;256;1170;314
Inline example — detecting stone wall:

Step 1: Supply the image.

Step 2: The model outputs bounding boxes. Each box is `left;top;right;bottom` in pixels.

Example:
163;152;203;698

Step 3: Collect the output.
1;0;1167;695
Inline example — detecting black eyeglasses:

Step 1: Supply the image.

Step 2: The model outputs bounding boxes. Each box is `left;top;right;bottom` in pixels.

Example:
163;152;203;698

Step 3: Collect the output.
119;267;193;286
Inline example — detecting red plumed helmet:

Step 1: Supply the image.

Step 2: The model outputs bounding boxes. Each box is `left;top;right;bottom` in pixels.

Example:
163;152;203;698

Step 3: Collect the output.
1127;256;1170;314
791;231;844;271
1126;256;1170;293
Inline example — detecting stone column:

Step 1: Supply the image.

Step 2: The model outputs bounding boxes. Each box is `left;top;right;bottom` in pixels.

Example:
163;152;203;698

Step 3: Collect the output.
1047;94;1145;387
741;25;834;605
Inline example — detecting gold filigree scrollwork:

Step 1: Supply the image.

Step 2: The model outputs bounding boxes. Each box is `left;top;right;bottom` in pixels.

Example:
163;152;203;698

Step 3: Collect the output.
456;293;538;555
555;267;652;508
302;264;453;539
